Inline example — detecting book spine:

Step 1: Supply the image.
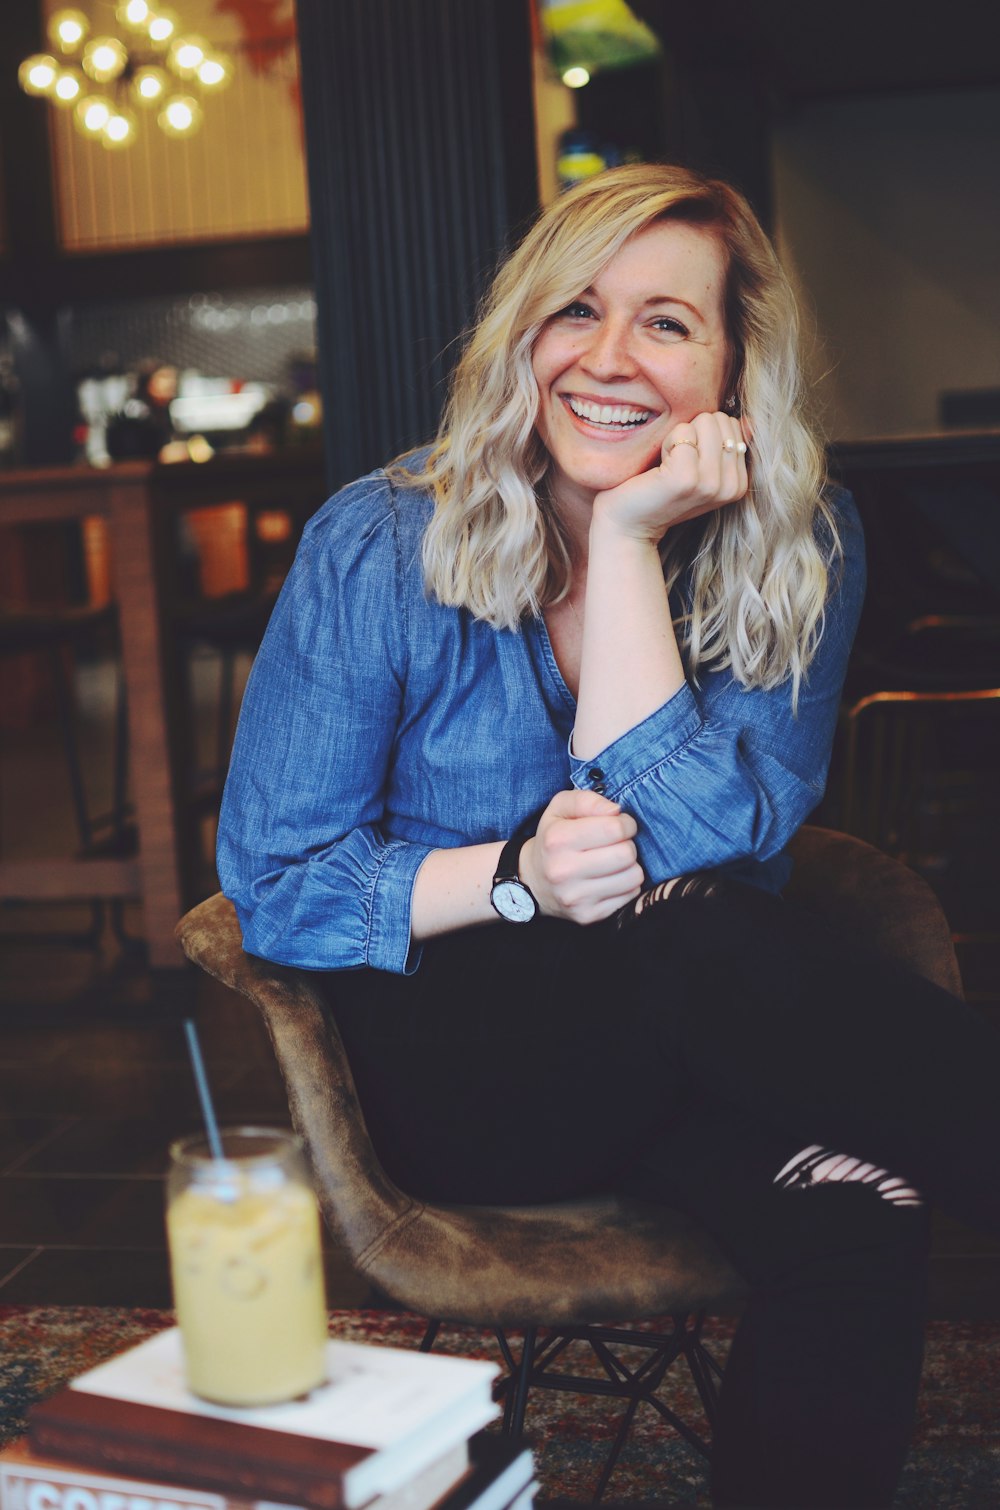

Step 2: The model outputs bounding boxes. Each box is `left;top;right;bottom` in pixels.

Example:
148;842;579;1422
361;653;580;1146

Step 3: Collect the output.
0;1461;261;1510
25;1428;344;1510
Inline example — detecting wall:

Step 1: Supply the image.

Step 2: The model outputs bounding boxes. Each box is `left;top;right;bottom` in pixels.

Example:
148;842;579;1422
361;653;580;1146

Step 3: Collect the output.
772;88;1000;441
42;0;308;250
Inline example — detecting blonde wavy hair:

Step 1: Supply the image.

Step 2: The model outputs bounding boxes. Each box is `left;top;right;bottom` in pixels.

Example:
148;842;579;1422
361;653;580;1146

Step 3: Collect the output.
391;163;838;702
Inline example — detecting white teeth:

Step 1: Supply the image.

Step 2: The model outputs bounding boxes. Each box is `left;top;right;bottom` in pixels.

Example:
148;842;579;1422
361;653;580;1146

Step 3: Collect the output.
567;398;652;428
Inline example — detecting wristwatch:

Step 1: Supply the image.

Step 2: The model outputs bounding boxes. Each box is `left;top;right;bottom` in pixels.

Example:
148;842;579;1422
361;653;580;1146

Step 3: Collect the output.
490;831;538;922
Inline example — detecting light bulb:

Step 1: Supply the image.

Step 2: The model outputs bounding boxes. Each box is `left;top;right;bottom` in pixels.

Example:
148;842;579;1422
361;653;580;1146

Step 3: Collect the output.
82;37;128;82
48;9;89;53
133;66;168;105
102;107;138;148
169;36;207;77
52;68;85;106
196;54;231;89
562;66;590;88
18;54;59;96
147;10;179;47
159;94;202;137
74;95;114;136
117;0;151;28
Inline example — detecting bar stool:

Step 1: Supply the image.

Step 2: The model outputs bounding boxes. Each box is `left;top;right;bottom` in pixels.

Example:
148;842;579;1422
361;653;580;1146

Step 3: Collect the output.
0;600;131;945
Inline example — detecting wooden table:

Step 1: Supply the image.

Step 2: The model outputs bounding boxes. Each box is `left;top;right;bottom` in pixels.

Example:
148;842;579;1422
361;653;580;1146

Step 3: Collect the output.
0;462;185;969
0;451;326;971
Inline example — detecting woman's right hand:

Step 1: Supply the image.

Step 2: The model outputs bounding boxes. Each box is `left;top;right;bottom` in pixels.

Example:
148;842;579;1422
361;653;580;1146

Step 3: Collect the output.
520;790;644;925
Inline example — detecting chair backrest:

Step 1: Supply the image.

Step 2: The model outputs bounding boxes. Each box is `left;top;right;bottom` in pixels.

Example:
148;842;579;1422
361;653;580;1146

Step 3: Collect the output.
786;825;962;996
175;891;413;1256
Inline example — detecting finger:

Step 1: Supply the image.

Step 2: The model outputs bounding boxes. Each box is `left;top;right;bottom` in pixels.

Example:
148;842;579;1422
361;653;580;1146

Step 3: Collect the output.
551;814;637;854
719;413;749;491
690;411;729;491
582;873;645;923
663;420;701;473
561;839;639;882
544;788;620;821
687;411;749;502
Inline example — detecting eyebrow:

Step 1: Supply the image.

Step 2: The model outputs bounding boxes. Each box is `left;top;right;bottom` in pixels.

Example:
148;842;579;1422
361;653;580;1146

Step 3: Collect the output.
642;294;705;320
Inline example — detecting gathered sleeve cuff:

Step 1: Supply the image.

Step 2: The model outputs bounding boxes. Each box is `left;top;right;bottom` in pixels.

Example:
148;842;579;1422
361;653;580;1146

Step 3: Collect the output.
568;682;704;796
566;686;793;879
227;826;435;976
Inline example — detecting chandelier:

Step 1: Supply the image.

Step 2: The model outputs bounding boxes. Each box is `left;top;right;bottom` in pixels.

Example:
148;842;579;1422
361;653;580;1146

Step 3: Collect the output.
18;3;234;148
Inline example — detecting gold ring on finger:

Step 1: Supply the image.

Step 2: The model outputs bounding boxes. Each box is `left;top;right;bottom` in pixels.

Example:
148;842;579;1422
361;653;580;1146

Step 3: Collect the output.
670;437;699;452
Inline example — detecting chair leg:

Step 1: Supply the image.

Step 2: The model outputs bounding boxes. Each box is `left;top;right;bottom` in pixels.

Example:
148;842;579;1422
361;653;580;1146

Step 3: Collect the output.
48;642;103;945
418;1318;441;1353
49;643;92;851
593;1395;641;1502
682;1312;723;1431
504;1326;537;1440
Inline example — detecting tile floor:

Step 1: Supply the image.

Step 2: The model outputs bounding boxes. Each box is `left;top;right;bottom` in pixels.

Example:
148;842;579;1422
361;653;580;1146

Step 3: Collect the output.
0;933;379;1309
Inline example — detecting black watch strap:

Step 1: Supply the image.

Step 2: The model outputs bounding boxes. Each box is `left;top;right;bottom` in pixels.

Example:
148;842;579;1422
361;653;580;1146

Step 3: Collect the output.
494;830;531;884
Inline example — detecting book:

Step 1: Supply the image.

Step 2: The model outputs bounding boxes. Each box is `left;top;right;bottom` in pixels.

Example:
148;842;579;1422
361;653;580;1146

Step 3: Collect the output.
28;1329;499;1510
434;1439;534;1510
0;1439;471;1510
0;1436;534;1510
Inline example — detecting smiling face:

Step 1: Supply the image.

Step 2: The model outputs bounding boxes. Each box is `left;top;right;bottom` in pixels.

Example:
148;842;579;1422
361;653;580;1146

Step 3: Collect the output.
531;218;731;516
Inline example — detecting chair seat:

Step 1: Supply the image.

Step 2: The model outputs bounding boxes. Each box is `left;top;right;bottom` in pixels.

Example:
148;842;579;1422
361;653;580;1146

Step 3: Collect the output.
352;1190;743;1328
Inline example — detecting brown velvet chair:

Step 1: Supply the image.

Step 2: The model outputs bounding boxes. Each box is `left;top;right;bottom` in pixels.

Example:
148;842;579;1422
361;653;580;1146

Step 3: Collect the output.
175;826;962;1497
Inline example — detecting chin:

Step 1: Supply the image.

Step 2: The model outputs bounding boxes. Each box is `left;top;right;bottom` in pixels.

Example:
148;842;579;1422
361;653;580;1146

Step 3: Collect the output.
572;450;662;498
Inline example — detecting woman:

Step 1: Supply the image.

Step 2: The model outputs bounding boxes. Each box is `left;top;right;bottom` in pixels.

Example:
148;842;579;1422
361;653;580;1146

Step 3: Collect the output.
218;165;999;1508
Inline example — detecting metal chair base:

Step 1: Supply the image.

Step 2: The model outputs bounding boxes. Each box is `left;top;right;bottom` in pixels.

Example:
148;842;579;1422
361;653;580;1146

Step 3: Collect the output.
420;1314;723;1501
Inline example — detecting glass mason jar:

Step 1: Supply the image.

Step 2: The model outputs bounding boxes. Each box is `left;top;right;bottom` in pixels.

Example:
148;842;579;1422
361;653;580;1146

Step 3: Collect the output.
166;1126;328;1406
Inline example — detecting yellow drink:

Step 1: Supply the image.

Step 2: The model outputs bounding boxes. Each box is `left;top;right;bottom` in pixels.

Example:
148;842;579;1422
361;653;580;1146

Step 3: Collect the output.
167;1129;328;1406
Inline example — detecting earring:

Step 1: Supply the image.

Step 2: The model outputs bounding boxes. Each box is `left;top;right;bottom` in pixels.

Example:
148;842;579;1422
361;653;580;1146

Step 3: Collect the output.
724;393;740;417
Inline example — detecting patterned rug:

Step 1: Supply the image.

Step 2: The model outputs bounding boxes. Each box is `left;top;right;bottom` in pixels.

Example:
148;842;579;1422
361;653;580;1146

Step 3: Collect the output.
1;1307;998;1506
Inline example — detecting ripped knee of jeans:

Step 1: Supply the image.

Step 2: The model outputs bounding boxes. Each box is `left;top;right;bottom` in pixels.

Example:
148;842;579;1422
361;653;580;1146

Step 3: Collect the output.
616;872;729;930
774;1143;924;1208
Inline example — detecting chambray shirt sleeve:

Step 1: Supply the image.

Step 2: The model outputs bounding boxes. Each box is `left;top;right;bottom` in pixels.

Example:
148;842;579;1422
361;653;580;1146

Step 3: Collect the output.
215;480;432;974
568;492;866;881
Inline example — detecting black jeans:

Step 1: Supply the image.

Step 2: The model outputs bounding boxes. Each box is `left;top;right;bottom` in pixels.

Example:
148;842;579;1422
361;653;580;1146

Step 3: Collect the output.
329;882;1000;1508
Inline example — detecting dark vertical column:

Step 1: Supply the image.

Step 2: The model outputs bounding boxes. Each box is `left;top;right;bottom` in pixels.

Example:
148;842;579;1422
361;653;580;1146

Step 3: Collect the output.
295;0;538;491
0;2;78;463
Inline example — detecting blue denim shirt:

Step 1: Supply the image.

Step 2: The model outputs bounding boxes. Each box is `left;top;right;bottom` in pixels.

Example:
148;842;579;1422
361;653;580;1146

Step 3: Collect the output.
217;467;865;975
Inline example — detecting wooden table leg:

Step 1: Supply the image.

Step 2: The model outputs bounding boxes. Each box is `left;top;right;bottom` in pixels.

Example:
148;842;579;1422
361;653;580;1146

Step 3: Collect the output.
109;476;186;970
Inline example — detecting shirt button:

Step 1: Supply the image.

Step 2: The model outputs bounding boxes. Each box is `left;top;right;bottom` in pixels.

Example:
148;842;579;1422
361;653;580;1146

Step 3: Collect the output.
588;767;604;782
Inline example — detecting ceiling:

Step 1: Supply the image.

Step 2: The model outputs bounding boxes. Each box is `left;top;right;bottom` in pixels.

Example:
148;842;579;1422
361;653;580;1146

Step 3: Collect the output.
630;0;1000;101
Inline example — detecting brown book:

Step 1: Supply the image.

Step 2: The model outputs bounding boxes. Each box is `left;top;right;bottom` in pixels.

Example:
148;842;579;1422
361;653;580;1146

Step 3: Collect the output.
27;1329;498;1510
0;1438;473;1510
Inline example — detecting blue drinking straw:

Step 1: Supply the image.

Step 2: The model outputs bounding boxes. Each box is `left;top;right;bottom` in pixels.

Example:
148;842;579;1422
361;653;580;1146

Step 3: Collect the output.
183;1017;224;1160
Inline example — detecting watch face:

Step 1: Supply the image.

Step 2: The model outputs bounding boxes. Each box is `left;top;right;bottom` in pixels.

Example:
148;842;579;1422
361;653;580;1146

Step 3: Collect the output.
491;879;537;922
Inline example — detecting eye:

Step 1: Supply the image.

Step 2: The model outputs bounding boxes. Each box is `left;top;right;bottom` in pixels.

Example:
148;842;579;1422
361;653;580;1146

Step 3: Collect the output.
650;315;689;338
556;300;596;320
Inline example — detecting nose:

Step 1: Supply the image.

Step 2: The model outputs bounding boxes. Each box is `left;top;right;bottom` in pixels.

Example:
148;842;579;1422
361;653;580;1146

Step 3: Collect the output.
580;317;638;380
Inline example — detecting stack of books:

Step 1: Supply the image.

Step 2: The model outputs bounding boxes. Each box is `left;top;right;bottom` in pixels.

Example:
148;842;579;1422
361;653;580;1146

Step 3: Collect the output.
1;1328;535;1510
